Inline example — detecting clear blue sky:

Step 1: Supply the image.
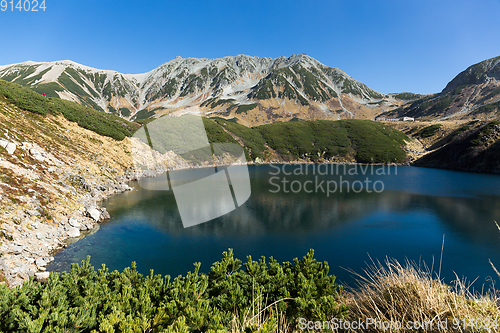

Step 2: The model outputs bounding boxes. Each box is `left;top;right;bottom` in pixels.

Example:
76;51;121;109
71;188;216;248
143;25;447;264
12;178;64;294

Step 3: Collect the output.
0;0;499;94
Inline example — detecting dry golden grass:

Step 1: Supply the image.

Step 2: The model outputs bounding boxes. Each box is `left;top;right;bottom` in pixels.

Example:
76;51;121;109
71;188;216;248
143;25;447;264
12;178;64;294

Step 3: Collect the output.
344;258;500;332
230;294;290;333
489;221;500;282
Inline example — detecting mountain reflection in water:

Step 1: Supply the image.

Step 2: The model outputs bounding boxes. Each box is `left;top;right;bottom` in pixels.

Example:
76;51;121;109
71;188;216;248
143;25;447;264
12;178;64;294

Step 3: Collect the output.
48;165;500;289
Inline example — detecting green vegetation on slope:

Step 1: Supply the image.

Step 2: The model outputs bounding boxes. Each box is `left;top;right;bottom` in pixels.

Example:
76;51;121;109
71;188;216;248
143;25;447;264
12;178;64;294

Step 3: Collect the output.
0;80;137;140
209;118;267;160
341;79;363;97
202;118;240;145
470;120;499;147
393;92;421;101
133;108;158;121
418;124;442;138
258;120;351;161
336;119;408;163
235;103;257;114
291;65;328;101
450;121;477;139
31;82;65;98
150;79;178;100
201;98;236;109
483;86;500;101
0;64;39;85
248;78;276;100
390;93;455;119
53;99;137;140
207;118;409;163
428;97;452;114
474;100;500;114
119;107;132;118
0;250;347;332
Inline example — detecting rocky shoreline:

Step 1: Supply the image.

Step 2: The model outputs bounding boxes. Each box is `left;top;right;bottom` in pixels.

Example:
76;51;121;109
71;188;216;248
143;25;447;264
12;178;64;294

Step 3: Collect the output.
0;100;153;288
0;170;139;287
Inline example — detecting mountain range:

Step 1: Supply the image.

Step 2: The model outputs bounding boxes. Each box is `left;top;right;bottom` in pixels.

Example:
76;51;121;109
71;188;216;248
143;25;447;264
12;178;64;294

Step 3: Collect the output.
1;54;499;125
0;55;404;126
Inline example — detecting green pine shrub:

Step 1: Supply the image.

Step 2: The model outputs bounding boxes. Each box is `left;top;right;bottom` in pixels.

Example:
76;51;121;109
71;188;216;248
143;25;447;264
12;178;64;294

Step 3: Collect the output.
235;104;257;114
393;92;421;101
206;118;409;163
0;250;348;332
0;79;137;141
417;124;442;138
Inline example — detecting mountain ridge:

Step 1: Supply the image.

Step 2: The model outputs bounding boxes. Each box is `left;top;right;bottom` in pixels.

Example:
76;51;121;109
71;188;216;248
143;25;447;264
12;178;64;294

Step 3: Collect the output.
442;56;500;93
381;55;500;121
0;54;401;125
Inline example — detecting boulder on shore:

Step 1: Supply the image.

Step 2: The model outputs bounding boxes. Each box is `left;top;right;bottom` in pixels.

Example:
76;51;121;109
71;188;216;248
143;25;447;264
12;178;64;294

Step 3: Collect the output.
86;207;101;222
68;217;81;228
67;227;80;238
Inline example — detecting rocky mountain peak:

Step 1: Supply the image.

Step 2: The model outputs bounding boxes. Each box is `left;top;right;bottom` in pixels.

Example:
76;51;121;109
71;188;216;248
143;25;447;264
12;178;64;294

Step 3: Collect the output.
443;56;500;93
0;55;396;125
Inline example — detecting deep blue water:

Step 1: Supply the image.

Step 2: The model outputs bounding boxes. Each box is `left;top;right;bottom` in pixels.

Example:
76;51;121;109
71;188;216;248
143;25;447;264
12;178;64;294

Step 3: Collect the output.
48;165;500;290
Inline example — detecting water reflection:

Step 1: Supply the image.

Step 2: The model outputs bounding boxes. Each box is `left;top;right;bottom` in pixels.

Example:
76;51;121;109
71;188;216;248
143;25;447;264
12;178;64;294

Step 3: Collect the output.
48;165;500;287
104;168;500;246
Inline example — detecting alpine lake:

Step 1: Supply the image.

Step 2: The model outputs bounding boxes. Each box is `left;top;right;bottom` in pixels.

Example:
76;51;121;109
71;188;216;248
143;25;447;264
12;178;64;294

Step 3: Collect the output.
48;164;500;290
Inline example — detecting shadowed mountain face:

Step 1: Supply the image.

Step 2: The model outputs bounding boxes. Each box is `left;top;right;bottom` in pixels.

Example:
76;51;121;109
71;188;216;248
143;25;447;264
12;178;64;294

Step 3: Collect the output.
443;56;500;93
414;120;500;173
381;56;500;121
0;55;401;125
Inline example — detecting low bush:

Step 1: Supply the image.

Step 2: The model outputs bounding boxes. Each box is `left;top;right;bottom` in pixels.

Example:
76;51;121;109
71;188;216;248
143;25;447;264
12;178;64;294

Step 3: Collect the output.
0;250;347;332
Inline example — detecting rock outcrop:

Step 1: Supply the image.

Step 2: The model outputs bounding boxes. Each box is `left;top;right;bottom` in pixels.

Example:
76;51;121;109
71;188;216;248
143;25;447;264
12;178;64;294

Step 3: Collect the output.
0;97;137;287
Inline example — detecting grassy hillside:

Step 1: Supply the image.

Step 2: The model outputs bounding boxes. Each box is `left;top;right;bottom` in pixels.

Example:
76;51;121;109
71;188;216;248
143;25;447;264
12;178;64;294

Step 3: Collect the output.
413;120;500;172
0;80;137;140
208;118;409;163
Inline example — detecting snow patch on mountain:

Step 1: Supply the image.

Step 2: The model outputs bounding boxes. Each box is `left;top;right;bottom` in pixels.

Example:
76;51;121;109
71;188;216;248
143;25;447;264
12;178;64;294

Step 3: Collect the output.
41;65;68;83
56;90;79;103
